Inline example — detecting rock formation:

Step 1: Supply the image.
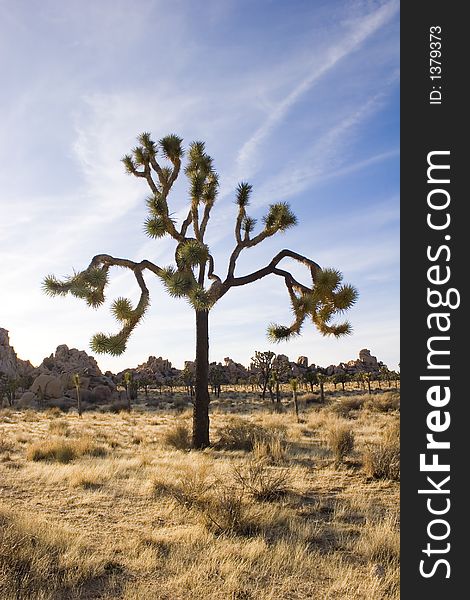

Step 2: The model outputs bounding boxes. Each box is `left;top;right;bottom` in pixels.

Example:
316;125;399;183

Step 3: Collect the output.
0;328;34;379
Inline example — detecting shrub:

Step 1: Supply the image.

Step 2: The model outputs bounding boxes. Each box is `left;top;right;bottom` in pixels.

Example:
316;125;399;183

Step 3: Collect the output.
196;487;251;535
365;392;400;412
327;423;355;464
253;435;287;464
363;443;400;481
215;417;268;451
233;459;290;502
45;407;63;418
48;419;70;436
0;436;14;455
163;422;191;450
328;396;365;418
362;417;400;480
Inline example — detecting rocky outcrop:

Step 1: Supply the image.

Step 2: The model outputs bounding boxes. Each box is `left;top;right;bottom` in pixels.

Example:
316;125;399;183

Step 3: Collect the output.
30;374;64;399
0;328;34;379
38;344;101;378
223;357;249;384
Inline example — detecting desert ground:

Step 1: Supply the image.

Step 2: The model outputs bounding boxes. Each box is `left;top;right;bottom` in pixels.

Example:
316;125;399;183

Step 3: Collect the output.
0;388;399;600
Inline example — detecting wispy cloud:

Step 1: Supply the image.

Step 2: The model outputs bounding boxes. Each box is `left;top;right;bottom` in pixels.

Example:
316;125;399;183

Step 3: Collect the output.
236;0;399;177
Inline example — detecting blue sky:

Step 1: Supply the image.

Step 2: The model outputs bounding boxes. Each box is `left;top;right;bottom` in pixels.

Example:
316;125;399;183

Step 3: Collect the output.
0;0;399;372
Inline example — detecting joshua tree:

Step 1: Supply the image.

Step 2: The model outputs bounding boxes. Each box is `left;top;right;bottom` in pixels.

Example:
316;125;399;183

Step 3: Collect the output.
290;378;300;422
251;350;276;401
43;132;358;448
303;367;318;393
123;371;133;412
317;372;327;403
72;373;82;417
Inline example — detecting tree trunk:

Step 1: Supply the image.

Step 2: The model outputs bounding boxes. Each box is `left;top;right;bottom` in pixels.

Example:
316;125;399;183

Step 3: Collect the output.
193;310;210;449
293;389;299;422
77;387;82;417
319;383;325;403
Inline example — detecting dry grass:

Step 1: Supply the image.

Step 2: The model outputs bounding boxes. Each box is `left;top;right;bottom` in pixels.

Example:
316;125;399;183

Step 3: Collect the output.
326;421;355;464
26;436;107;463
162;421;191;450
0;390;400;599
233;459;291;502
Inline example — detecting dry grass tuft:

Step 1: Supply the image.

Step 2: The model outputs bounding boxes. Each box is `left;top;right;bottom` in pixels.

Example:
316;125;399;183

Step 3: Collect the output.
163;421;191;450
363;419;400;481
0;505;114;600
365;392;400;412
26;436;107;464
328;395;365;417
252;434;287;464
233;459;291;502
48;419;70;436
215;417;269;451
326;422;355;464
356;514;400;565
363;442;400;481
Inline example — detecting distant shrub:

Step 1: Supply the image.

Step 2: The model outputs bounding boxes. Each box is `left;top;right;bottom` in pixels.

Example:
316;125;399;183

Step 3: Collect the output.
365;392;400;412
45;407;63;418
48;420;70;436
163;422;191;450
327;423;355;464
328;396;365;418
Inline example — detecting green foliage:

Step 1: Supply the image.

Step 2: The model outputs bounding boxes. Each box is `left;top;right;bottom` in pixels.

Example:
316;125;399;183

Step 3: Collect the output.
91;333;127;356
159;134;183;162
188;286;213;311
144;216;168;238
236;182;252;207
267;324;297;342
162;269;196;298
176;239;209;268
146;193;167;216
268;267;358;343
263;202;297;232
242;216;256;233
111;298;134;322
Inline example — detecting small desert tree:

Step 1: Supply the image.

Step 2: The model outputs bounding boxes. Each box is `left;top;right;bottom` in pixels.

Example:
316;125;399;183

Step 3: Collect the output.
251;350;276;401
43;132;358;448
72;373;82;417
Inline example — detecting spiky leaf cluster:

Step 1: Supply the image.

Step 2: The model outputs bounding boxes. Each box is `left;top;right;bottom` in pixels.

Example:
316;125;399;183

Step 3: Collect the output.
91;293;149;356
159;134;183;162
268;268;358;342
188;286;214;311
263;202;298;233
144;215;168;238
176;239;209;268
160;267;196;298
236;182;252;207
42;267;108;308
184;141;218;207
121;132;183;176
